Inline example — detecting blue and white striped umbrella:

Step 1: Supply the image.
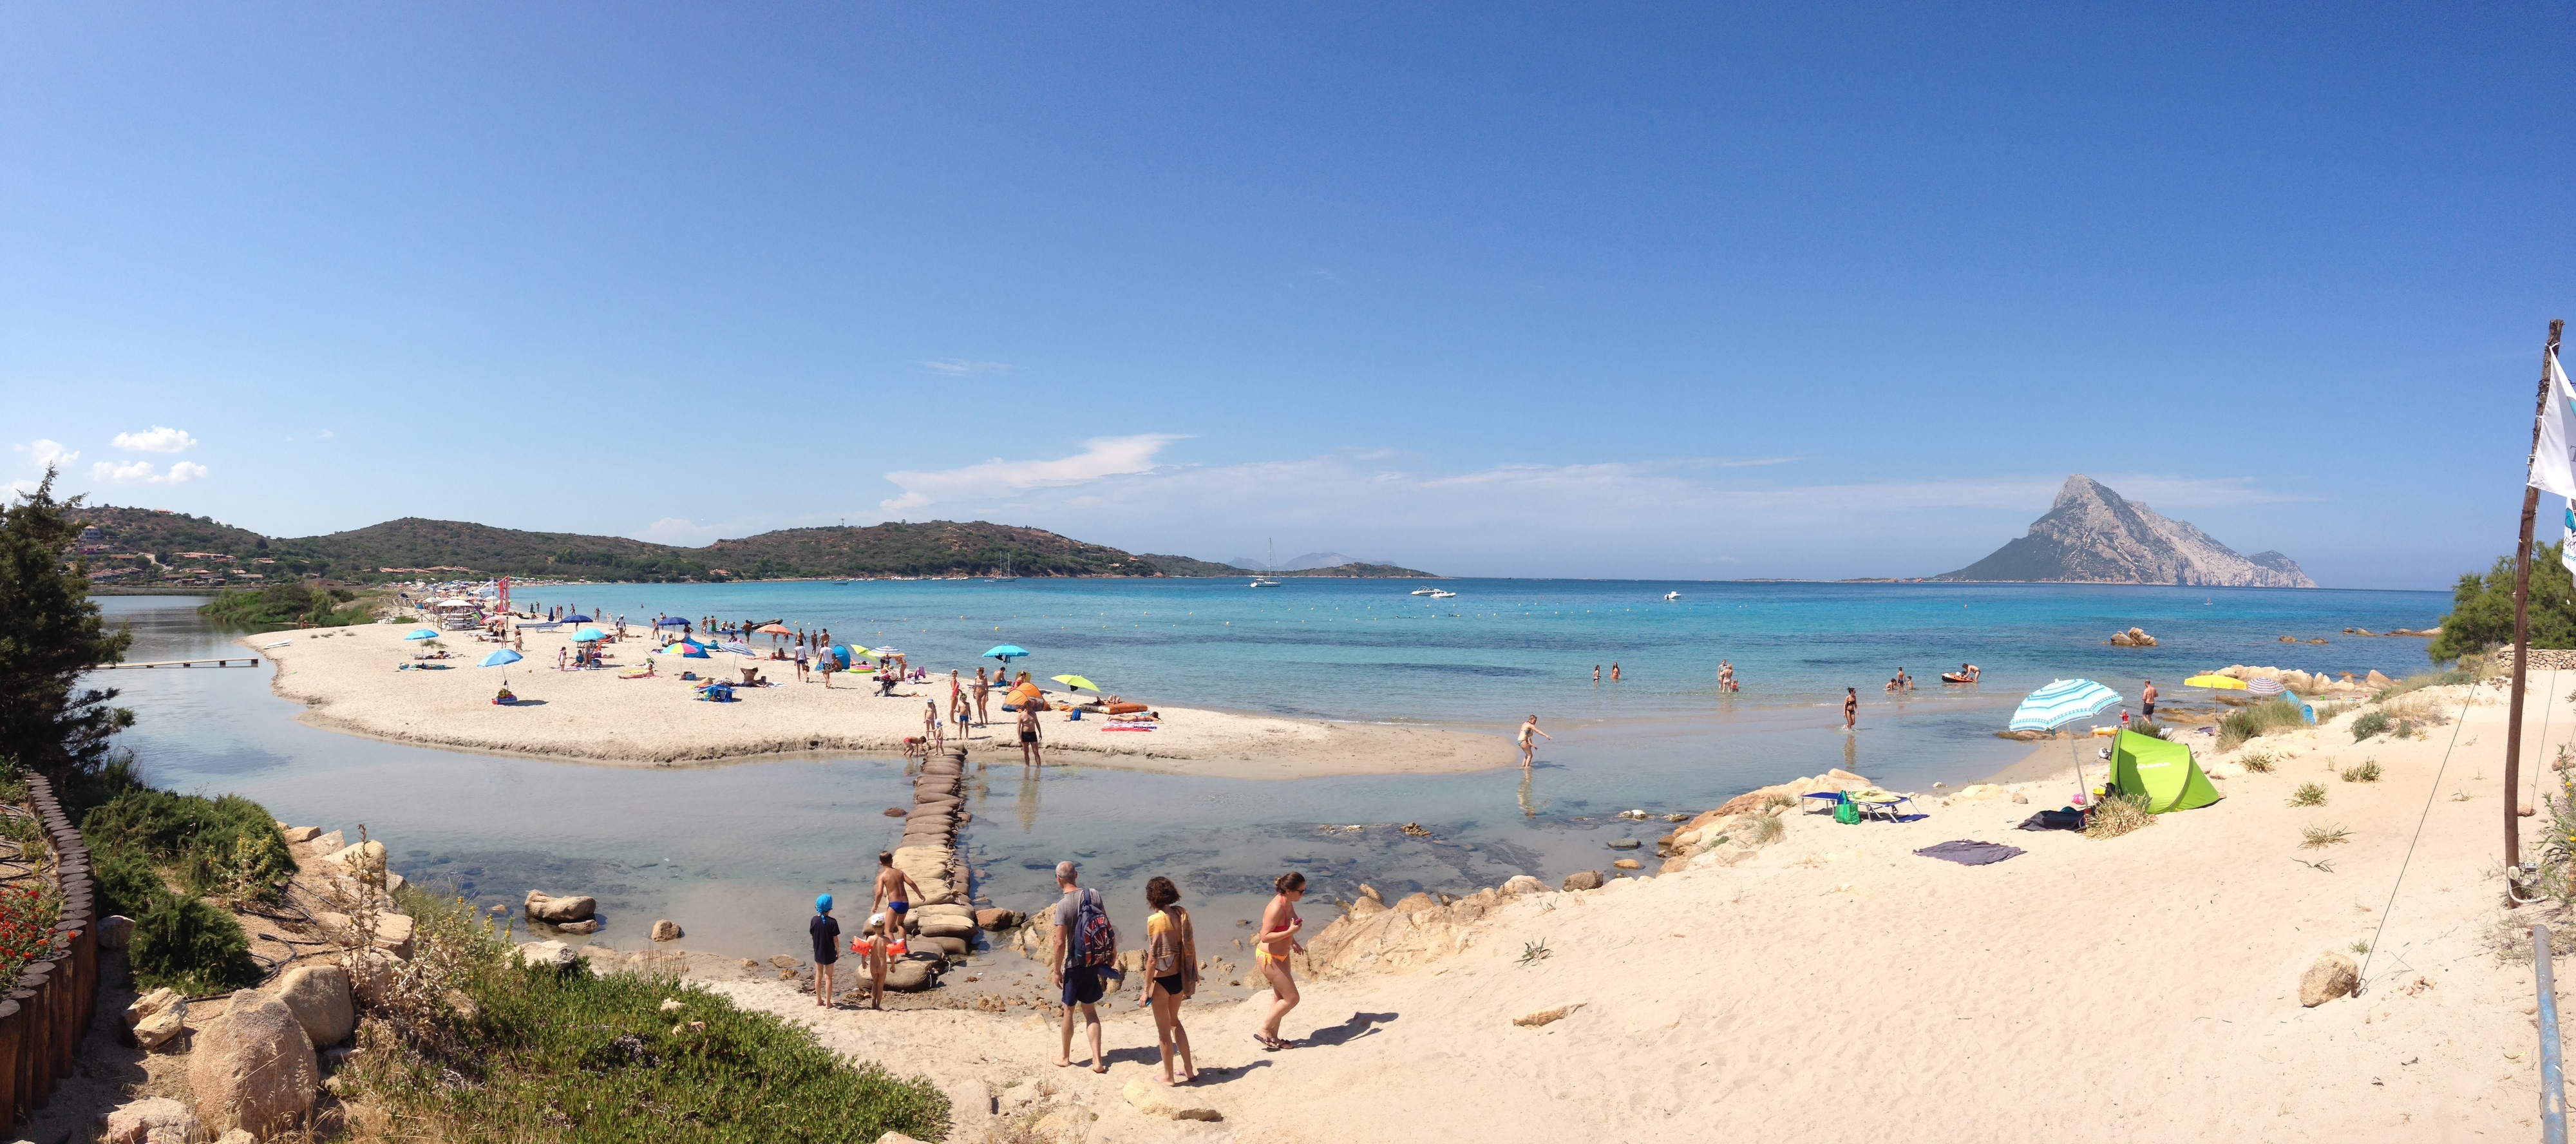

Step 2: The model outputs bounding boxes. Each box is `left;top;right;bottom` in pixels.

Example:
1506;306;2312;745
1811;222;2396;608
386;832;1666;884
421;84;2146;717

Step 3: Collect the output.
2007;679;2125;732
2246;677;2286;696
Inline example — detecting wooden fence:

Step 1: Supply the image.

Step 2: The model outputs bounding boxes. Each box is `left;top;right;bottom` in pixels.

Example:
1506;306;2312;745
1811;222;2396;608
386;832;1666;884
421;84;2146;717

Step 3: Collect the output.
0;775;97;1123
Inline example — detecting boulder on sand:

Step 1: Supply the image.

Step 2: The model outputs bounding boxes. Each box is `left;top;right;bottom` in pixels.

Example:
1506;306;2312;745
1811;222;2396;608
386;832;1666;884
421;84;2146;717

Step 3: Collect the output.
273;964;356;1047
126;987;187;1050
187;991;319;1138
1499;875;1546;897
513;940;577;971
1561;871;1604;891
2300;953;2358;1007
524;891;596;924
100;914;134;949
101;1096;204;1144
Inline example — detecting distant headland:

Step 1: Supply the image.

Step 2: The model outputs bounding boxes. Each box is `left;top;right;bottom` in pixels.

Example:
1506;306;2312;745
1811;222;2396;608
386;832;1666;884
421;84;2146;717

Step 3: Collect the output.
1933;475;2315;587
62;505;1439;587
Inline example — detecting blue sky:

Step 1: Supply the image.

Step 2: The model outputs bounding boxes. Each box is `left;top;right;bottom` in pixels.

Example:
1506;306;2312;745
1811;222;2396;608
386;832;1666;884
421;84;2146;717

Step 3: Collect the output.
4;3;2568;587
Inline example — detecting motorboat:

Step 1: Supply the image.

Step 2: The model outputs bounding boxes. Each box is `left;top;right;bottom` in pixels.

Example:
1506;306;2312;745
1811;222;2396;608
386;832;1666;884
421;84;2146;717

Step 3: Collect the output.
1410;587;1437;596
1663;591;1680;600
1250;577;1282;587
1428;589;1457;599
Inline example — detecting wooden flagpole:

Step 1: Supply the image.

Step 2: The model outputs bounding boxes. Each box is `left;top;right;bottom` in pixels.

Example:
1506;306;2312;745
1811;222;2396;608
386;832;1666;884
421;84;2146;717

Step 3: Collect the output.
2508;318;2566;875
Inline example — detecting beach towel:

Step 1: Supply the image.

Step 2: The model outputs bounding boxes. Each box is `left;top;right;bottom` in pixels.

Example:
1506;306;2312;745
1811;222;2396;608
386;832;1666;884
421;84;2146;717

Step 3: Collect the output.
1913;840;2024;866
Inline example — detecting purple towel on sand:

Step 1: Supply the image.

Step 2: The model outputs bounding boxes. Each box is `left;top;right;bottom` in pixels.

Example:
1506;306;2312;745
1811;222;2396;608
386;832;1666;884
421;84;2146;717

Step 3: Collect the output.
1915;840;2024;866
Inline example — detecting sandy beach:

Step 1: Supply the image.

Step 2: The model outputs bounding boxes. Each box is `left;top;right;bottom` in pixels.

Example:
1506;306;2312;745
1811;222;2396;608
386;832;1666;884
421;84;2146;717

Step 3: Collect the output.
645;672;2571;1141
249;622;1501;778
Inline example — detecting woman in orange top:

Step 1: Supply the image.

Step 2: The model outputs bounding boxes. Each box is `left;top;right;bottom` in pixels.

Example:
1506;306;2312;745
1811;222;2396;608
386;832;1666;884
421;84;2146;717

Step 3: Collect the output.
1139;876;1199;1084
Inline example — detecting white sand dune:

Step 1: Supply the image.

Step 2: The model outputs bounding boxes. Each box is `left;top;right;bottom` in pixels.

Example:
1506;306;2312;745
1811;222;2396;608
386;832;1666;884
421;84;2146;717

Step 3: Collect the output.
705;676;2566;1141
251;622;1499;778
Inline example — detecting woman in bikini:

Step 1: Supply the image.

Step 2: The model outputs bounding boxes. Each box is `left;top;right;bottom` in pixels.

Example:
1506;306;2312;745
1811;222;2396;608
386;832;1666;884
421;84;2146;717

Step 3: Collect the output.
1254;871;1307;1051
1139;875;1199;1083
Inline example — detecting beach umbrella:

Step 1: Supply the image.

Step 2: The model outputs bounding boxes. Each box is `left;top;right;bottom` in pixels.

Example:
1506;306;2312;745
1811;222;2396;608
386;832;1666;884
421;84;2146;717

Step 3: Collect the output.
985;644;1028;663
478;649;523;668
2183;674;2248;691
1050;674;1101;693
719;640;754;656
2246;677;2287;697
404;630;438;642
2009;678;2125;801
573;627;607;642
662;642;710;658
564;614;592;623
756;624;794;635
656;617;688;627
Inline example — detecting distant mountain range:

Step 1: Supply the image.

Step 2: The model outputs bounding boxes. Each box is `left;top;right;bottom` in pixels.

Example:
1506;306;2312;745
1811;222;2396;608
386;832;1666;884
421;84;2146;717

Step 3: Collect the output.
1935;475;2315;587
1226;551;1365;571
62;506;1440;586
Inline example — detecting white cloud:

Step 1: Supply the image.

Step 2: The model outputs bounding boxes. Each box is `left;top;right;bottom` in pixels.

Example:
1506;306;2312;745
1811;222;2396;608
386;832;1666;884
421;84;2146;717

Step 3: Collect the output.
639;517;724;546
26;440;78;469
111;426;198;453
917;359;1014;377
93;460;210;486
880;434;1187;513
317;429;336;440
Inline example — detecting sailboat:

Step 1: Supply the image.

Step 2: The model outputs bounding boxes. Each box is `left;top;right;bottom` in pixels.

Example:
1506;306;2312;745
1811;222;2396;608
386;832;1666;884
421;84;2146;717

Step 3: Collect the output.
1249;539;1283;587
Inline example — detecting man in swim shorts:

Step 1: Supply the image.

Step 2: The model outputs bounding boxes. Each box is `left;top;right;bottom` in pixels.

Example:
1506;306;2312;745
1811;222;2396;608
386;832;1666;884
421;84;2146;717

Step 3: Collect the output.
2141;679;2157;720
1018;703;1045;767
873;850;924;925
1050;861;1108;1072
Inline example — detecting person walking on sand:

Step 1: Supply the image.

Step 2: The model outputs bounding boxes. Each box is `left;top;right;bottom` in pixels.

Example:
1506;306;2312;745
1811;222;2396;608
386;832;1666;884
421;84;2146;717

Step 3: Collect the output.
855;911;901;1010
871;850;923;929
1140;875;1199;1084
2141;679;2158;721
952;689;973;741
925;700;944;751
793;640;809;682
1050;861;1112;1073
1018;702;1045;767
1253;872;1307;1051
809;894;842;1008
975;667;992;725
1844;687;1858;730
1517;715;1552;768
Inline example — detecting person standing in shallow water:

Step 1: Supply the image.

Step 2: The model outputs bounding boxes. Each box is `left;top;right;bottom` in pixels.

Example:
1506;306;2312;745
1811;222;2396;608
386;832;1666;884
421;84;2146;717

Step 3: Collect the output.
1253;872;1307;1051
1844;687;1858;730
1517;715;1551;768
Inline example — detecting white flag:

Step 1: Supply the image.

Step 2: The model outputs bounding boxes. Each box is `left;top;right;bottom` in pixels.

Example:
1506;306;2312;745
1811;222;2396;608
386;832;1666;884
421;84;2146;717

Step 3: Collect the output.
2532;347;2576;497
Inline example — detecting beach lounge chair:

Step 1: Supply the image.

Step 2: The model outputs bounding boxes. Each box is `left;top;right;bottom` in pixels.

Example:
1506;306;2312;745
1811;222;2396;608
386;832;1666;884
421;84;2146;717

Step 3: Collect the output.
1848;790;1917;823
1799;791;1849;815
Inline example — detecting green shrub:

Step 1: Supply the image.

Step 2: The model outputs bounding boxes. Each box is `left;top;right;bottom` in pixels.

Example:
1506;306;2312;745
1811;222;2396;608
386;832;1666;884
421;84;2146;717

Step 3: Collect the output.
83;790;292;903
2352;710;2392;741
346;890;949;1143
2219;699;2312;750
2376;663;2483;703
129;896;260;996
2291;782;2327;806
2343;759;2383;783
196;583;372;633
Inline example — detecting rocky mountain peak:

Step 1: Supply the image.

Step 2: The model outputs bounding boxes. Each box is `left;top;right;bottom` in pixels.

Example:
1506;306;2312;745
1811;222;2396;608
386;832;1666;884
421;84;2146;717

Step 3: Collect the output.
1936;475;2315;587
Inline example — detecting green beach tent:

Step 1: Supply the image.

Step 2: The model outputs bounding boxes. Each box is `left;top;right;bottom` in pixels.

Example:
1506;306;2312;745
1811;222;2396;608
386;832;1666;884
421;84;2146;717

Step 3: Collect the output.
2109;729;2222;813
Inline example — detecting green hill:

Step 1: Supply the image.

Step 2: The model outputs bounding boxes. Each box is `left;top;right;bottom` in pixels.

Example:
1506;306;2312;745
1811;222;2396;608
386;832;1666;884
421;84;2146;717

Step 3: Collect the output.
59;506;1438;586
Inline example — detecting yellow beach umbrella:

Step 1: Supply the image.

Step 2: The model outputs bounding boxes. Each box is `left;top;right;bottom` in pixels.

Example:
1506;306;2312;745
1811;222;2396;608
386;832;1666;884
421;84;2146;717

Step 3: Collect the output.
1050;674;1101;692
2183;674;2247;690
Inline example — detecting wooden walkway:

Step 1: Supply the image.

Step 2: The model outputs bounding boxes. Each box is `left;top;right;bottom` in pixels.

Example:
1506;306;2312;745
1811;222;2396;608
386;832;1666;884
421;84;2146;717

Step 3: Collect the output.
86;658;261;669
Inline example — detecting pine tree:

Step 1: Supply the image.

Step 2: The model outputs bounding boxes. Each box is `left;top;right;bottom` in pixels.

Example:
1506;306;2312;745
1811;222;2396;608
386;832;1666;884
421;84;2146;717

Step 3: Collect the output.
0;468;135;778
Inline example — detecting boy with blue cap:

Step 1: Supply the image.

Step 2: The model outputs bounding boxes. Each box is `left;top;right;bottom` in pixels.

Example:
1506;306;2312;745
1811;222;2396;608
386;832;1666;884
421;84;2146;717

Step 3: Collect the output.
810;893;842;1007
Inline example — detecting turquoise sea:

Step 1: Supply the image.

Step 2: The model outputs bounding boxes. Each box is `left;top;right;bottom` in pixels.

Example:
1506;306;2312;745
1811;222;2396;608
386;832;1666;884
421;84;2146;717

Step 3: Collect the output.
95;580;2447;961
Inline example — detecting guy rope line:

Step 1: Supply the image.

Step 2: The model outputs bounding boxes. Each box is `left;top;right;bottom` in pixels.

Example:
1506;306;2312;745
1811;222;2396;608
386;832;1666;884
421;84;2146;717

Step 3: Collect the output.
2356;676;2486;996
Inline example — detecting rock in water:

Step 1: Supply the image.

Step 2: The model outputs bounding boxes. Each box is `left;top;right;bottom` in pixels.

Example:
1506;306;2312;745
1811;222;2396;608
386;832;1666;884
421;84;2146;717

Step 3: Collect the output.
1612;859;1642;870
1561;870;1604;891
274;964;356;1047
973;908;1021;930
555;919;601;935
187;991;319;1138
1357;884;1384;904
1499;875;1547;897
1122;1075;1222;1121
1606;838;1642;850
2300;953;2358;1007
650;919;683;941
524;891;596;923
101;1096;203;1144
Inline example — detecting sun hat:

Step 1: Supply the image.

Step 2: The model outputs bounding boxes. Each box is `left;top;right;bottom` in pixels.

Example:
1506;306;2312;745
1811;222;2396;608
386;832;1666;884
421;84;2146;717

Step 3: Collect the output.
815;893;833;913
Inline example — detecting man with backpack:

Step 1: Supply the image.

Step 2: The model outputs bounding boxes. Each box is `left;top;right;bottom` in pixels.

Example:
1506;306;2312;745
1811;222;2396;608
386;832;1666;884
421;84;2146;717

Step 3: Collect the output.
1050;860;1117;1072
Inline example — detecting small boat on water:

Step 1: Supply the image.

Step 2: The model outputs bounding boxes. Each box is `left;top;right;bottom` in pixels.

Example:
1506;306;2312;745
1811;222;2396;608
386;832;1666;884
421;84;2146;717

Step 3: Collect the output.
1428;589;1458;598
1663;591;1681;600
1250;576;1282;587
1410;587;1437;596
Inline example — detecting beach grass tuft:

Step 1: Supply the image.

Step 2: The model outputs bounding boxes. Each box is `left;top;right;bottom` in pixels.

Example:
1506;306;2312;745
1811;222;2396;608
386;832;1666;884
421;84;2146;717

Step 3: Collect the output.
2291;782;2328;807
2219;699;2312;750
1519;940;1552;966
1739;812;1785;846
339;887;949;1144
2240;751;2277;774
2082;793;2155;840
2301;825;2351;848
2342;759;2382;783
2374;662;2482;703
2351;710;2391;741
2350;939;2371;955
